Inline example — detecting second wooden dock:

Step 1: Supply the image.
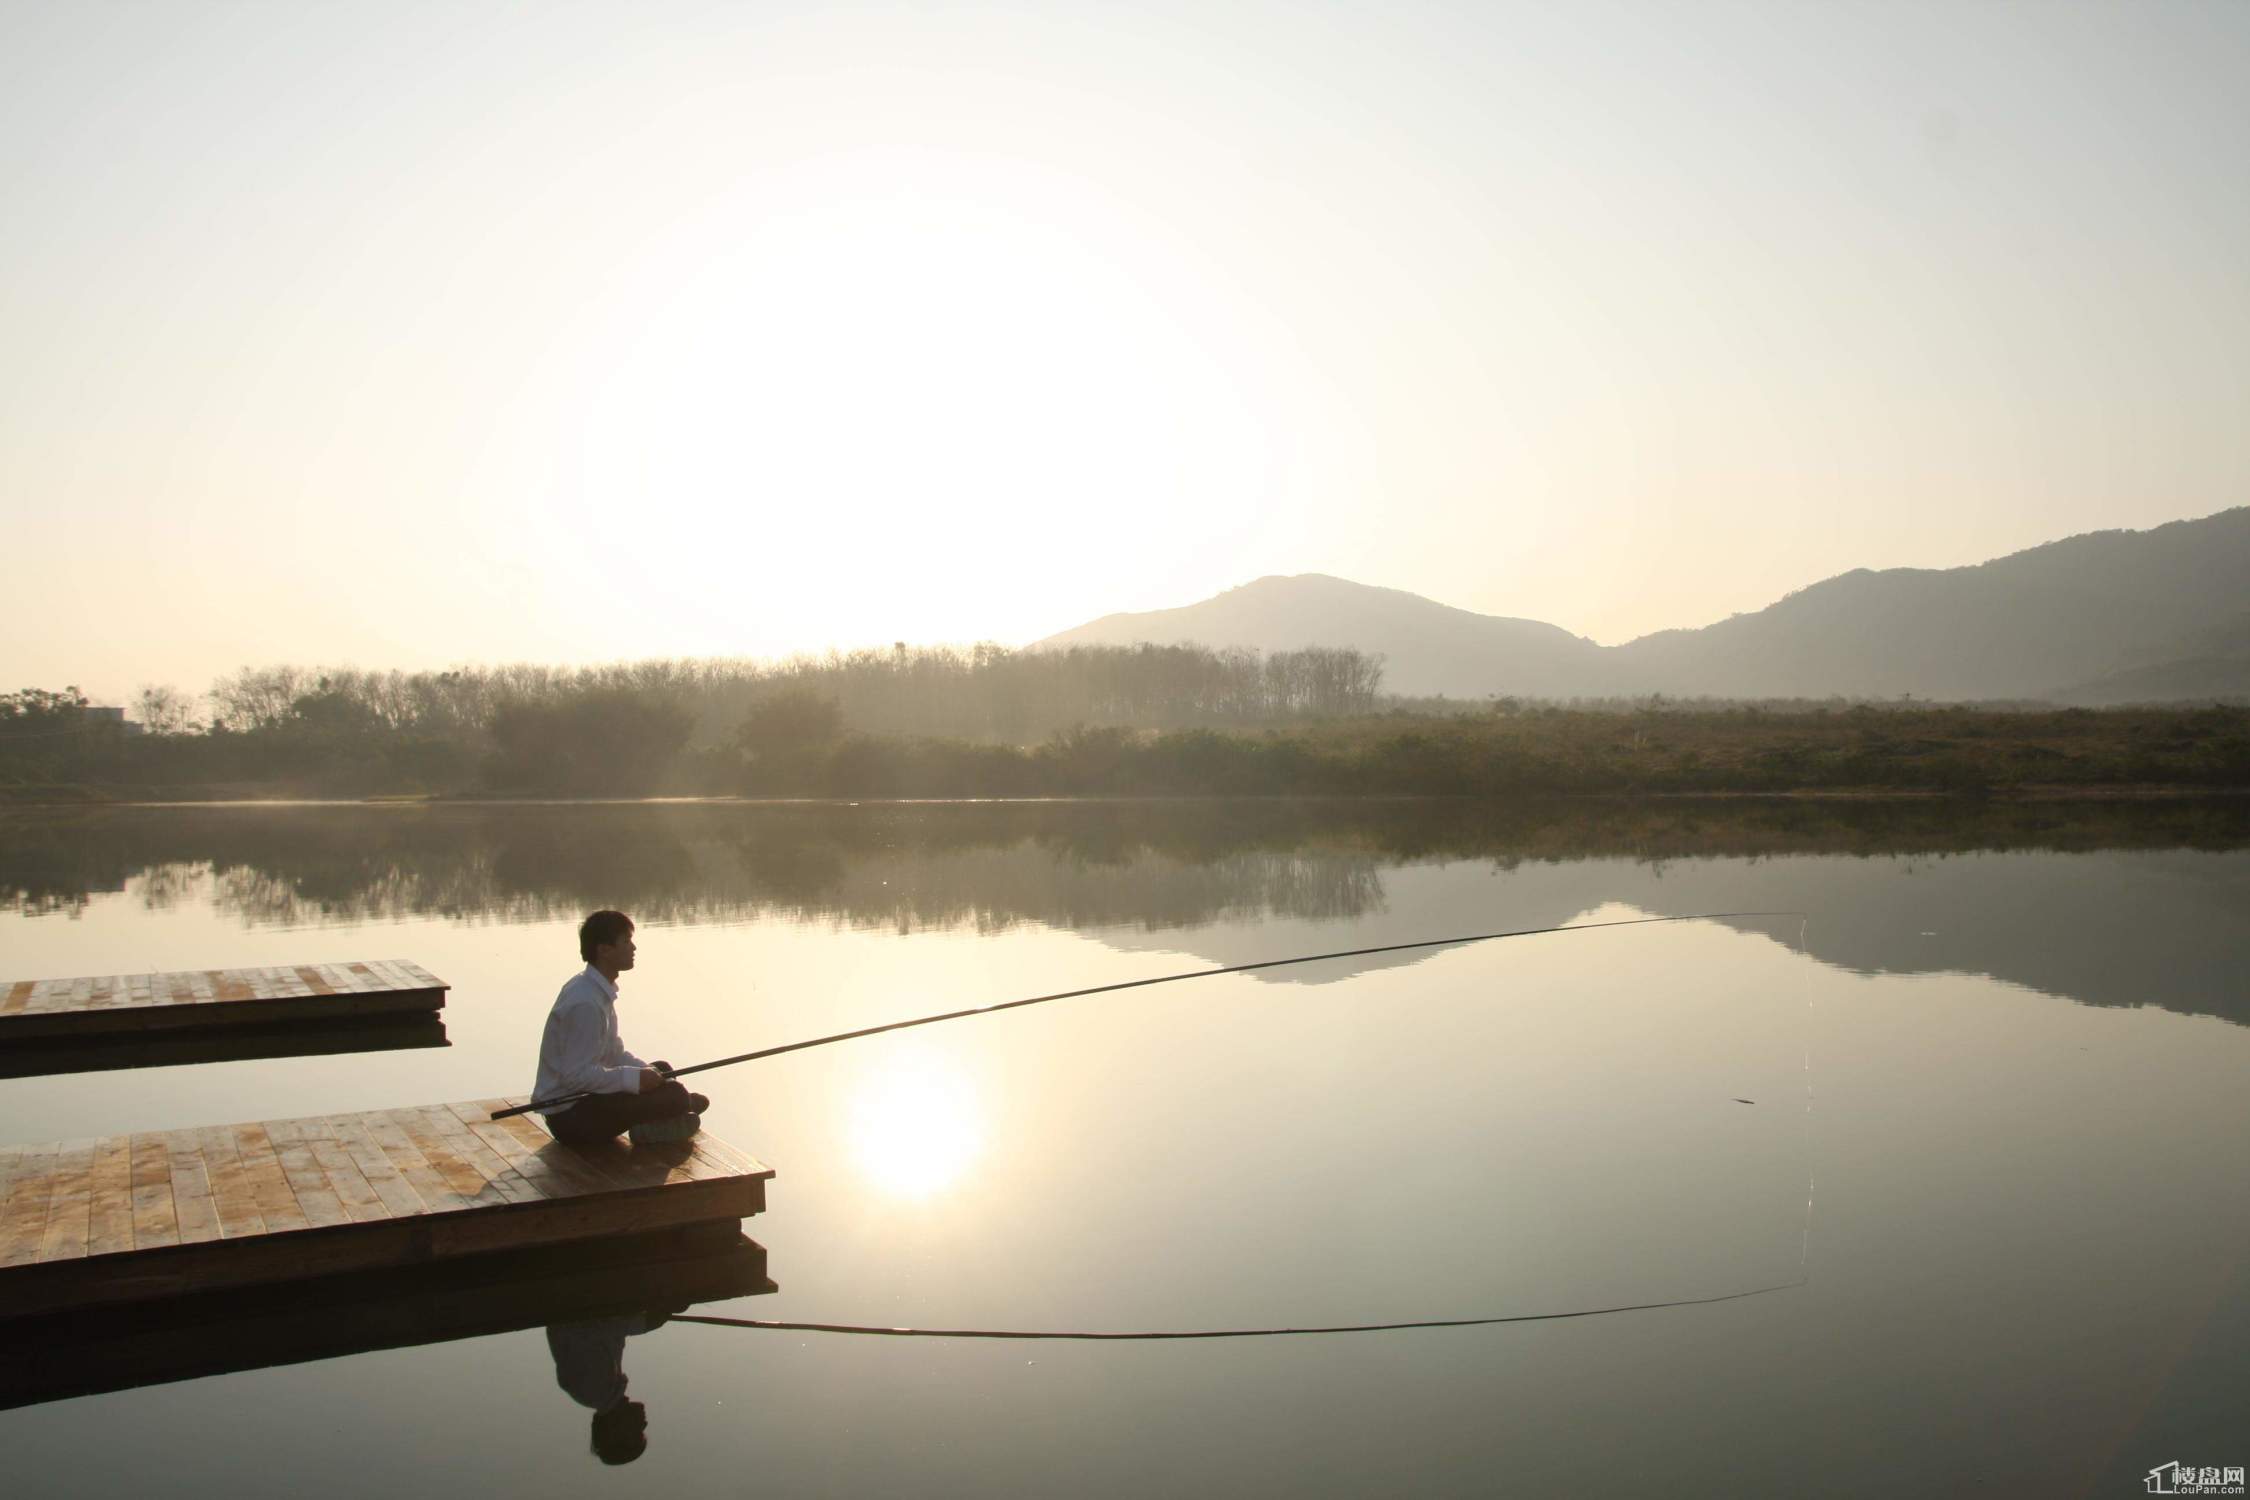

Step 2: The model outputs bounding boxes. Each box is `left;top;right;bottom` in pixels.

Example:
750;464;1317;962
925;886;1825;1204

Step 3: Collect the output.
0;960;448;1040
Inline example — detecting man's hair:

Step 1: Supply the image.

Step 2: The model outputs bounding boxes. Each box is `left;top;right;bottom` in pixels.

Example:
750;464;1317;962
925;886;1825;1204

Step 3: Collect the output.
579;910;635;963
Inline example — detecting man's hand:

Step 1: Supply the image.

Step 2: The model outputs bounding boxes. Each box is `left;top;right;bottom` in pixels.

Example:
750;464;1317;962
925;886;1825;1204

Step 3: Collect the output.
636;1068;665;1094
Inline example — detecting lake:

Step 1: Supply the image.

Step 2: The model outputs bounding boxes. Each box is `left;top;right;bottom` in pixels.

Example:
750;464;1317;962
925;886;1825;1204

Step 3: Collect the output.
3;798;2246;1497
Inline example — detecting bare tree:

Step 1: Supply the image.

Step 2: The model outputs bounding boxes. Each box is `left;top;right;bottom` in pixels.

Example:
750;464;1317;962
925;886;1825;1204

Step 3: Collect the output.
134;684;199;735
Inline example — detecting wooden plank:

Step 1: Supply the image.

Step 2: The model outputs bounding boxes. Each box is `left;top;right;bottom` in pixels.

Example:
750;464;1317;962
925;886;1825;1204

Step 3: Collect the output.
194;1125;267;1239
391;1109;522;1210
575;1133;696;1191
263;1119;354;1229
420;1105;552;1204
324;1115;431;1221
0;1146;30;1211
484;1106;631;1191
35;1140;98;1263
453;1102;625;1201
128;1135;180;1250
653;1138;735;1187
231;1125;312;1234
84;1134;136;1258
0;1145;60;1267
358;1113;473;1215
299;1122;391;1224
479;1099;688;1192
688;1133;773;1179
160;1131;222;1246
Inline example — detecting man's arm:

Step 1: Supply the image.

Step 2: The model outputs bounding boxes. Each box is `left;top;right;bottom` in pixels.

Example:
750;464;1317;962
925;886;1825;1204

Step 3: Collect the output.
547;1001;648;1096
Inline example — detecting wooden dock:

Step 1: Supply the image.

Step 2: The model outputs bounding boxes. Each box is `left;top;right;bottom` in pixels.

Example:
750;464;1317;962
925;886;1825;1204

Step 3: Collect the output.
0;1223;775;1411
0;1099;772;1318
0;960;449;1041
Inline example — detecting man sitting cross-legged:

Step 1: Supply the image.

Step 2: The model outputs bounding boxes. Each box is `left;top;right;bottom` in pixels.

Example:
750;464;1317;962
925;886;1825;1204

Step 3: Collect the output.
535;909;709;1146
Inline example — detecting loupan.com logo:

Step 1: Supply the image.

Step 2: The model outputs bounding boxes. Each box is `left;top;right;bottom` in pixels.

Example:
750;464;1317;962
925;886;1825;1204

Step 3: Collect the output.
2146;1461;2246;1496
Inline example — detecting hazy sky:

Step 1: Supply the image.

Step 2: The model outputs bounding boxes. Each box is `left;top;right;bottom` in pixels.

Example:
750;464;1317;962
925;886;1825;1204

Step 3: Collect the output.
6;0;2247;705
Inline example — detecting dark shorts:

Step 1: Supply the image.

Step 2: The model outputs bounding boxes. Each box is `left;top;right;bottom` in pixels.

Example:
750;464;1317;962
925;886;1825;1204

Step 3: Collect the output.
546;1081;698;1146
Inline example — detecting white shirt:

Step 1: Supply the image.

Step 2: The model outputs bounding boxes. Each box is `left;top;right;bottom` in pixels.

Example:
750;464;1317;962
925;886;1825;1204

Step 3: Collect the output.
533;965;647;1115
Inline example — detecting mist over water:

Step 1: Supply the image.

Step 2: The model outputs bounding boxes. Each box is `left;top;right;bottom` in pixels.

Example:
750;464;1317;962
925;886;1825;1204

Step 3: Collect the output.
1;798;2244;1496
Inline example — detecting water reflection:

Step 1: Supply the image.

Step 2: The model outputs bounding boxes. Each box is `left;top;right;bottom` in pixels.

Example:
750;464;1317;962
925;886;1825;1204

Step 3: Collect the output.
1;801;2242;1497
548;1311;669;1465
4;797;2246;1024
0;1224;774;1412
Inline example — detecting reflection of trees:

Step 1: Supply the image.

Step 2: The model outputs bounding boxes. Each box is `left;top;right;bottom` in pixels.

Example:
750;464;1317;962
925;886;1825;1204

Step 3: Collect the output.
5;797;2247;1024
758;846;1388;938
134;861;209;911
5;798;2248;931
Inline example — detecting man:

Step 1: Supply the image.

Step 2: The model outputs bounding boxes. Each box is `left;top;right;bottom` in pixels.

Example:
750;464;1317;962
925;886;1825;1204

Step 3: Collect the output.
535;909;709;1146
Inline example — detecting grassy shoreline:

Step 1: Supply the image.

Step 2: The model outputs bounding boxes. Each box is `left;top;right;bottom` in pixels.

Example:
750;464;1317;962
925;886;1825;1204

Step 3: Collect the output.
7;784;2248;808
5;703;2246;803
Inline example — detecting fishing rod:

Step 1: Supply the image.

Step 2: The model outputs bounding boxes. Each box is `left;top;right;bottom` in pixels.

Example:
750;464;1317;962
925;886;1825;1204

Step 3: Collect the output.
492;910;1805;1121
665;1277;1804;1343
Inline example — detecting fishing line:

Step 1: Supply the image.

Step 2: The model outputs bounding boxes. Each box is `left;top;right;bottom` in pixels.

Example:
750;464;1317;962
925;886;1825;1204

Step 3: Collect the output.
657;908;1818;1358
660;911;1820;1350
667;1279;1805;1343
493;910;1808;1120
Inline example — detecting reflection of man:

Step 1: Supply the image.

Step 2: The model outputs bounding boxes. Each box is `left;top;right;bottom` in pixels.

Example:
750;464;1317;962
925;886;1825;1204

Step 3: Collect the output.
546;1312;670;1465
535;910;709;1145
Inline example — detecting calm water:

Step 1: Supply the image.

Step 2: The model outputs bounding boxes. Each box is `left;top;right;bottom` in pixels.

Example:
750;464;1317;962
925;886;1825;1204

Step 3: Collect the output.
3;799;2246;1498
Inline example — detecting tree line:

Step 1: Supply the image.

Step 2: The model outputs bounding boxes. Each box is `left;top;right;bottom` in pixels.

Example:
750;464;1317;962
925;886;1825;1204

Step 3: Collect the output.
1;642;1385;796
6;671;2246;799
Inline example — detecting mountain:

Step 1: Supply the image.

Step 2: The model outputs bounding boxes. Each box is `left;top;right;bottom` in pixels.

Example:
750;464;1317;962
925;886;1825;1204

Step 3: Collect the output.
2048;609;2250;706
1034;508;2250;702
1038;574;1604;697
1605;509;2250;700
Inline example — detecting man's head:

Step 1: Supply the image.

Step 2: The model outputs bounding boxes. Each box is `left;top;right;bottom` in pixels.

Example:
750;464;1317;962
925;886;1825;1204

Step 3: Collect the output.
579;910;636;977
590;1398;648;1465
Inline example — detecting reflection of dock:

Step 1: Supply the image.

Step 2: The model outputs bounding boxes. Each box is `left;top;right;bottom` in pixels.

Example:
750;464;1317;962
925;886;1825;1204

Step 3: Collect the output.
0;1221;774;1410
0;961;448;1040
0;1013;449;1080
0;1100;773;1318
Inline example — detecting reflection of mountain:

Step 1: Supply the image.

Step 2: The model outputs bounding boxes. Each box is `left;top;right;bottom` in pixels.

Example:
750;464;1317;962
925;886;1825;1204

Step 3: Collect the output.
1095;851;2250;1026
4;798;2245;1024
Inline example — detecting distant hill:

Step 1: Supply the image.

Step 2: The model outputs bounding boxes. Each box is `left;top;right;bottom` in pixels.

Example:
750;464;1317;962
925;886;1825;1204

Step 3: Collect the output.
1038;574;1604;698
1605;509;2250;700
2049;609;2250;706
1035;508;2250;703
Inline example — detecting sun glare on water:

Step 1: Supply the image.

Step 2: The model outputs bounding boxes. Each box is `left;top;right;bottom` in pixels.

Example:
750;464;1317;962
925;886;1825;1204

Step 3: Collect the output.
845;1044;988;1200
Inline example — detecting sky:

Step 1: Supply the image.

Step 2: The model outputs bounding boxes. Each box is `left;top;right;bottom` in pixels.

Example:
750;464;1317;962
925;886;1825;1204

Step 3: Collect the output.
5;0;2247;707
